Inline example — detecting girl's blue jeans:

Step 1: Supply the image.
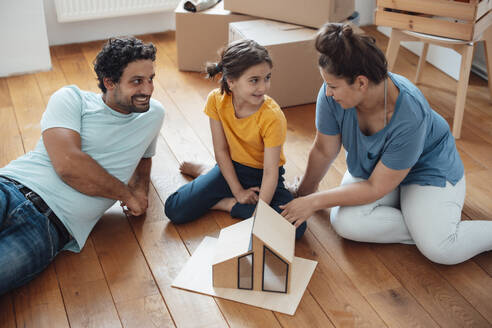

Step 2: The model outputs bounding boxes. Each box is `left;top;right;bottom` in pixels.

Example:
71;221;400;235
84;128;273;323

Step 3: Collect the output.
0;177;63;295
164;162;307;239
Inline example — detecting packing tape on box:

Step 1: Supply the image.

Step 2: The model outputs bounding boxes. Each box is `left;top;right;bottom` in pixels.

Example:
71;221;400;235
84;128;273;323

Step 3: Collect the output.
184;0;221;12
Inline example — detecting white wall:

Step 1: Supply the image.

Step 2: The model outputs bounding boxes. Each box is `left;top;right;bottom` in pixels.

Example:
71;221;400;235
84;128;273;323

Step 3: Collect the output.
377;26;462;80
472;42;488;80
0;0;51;77
44;0;176;46
355;0;375;26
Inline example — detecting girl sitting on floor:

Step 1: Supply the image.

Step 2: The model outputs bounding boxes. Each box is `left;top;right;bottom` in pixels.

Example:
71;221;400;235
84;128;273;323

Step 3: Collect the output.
165;39;306;239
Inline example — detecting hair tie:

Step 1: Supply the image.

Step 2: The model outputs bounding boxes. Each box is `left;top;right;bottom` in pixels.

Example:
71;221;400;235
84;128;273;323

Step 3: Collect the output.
216;62;223;71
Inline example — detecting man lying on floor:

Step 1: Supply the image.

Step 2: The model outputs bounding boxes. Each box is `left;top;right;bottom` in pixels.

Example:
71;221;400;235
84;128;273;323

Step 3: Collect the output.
0;36;164;295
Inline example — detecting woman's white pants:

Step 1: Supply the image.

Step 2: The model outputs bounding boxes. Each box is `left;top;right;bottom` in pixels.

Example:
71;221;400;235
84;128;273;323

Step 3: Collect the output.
330;171;492;265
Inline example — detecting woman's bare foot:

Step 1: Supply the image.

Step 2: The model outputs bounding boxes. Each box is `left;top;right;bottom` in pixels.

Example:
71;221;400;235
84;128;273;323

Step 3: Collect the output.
179;161;209;178
211;197;236;212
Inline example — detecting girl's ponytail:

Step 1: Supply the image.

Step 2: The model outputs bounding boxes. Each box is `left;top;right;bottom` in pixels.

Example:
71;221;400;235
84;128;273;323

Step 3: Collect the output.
206;61;223;79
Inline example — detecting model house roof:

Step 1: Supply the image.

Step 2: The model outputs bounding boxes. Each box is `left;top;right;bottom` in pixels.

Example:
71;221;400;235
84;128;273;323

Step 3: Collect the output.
212;200;295;265
252;200;295;263
212;217;254;265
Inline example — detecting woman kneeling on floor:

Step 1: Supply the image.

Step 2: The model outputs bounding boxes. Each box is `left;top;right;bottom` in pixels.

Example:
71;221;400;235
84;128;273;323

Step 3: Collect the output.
280;23;492;265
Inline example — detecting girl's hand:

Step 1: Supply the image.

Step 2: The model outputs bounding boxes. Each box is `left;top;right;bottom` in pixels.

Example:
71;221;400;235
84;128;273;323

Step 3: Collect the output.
234;186;260;204
280;196;315;227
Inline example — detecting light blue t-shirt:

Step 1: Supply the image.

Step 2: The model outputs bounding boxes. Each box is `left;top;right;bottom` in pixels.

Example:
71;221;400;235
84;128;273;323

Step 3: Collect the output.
0;86;165;252
315;72;463;187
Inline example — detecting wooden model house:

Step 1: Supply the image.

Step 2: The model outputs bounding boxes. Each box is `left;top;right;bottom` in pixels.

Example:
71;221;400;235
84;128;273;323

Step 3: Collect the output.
212;200;295;293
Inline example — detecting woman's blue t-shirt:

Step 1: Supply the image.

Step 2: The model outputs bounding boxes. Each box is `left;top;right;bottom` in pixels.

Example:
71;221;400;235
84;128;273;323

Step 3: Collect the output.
315;72;464;187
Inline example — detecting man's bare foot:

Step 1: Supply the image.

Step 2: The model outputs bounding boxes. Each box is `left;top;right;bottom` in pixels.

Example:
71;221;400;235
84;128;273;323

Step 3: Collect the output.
211;197;236;212
179;161;209;178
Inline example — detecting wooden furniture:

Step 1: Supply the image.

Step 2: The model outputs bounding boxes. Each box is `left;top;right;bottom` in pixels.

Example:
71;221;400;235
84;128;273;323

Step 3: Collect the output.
385;26;492;138
376;0;492;138
375;0;492;41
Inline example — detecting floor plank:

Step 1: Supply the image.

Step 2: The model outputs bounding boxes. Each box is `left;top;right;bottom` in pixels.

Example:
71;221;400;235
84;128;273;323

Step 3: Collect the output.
56;52;99;93
35;54;69;103
128;188;229;328
134;137;229;328
435;261;492;323
373;244;490;327
0;79;24;166
91;207;175;328
6;75;45;151
463;170;492;219
13;265;69;328
0;293;16;328
55;238;122;328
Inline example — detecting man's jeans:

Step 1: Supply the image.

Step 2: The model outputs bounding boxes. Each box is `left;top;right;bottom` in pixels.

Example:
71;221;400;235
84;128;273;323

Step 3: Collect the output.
0;177;63;295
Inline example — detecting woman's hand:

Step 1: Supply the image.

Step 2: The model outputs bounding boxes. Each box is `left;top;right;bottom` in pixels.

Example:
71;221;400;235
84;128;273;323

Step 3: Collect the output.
280;196;316;227
234;186;260;204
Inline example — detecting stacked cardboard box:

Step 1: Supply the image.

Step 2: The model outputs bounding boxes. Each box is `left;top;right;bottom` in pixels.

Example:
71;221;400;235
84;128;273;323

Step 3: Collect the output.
175;0;355;107
175;0;256;72
224;0;354;29
229;20;322;108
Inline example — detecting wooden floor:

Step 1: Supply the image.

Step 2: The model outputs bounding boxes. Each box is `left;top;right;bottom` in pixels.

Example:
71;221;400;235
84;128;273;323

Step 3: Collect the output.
1;26;491;328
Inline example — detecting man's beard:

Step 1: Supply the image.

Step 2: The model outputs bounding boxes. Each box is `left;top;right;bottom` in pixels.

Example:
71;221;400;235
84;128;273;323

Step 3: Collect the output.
116;94;151;113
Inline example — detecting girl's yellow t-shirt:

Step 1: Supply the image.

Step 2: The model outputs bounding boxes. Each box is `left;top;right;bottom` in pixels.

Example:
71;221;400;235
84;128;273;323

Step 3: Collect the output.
204;88;287;169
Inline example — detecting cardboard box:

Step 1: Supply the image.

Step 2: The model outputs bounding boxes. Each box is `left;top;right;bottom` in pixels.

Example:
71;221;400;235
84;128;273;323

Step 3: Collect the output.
175;1;256;72
224;0;354;28
229;20;323;108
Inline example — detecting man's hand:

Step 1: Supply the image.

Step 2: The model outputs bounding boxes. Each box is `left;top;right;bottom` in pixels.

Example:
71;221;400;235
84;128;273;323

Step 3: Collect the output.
280;196;316;228
131;188;149;212
120;189;148;217
233;187;260;204
123;157;152;216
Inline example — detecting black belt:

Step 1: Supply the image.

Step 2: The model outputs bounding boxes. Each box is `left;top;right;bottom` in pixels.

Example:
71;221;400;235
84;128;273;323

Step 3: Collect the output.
1;176;72;247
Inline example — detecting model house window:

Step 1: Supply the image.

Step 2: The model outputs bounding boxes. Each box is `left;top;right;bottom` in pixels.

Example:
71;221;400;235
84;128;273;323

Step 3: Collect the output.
238;253;253;290
262;246;288;293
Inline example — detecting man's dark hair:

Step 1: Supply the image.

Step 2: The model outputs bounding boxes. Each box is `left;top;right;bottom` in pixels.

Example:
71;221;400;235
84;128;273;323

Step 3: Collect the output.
94;36;156;93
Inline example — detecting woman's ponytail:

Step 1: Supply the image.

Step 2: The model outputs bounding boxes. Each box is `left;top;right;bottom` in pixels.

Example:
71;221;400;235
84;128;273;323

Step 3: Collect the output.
315;23;387;84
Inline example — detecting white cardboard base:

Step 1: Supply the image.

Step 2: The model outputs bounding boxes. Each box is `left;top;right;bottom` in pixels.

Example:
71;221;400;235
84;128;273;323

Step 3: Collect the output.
172;236;317;315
